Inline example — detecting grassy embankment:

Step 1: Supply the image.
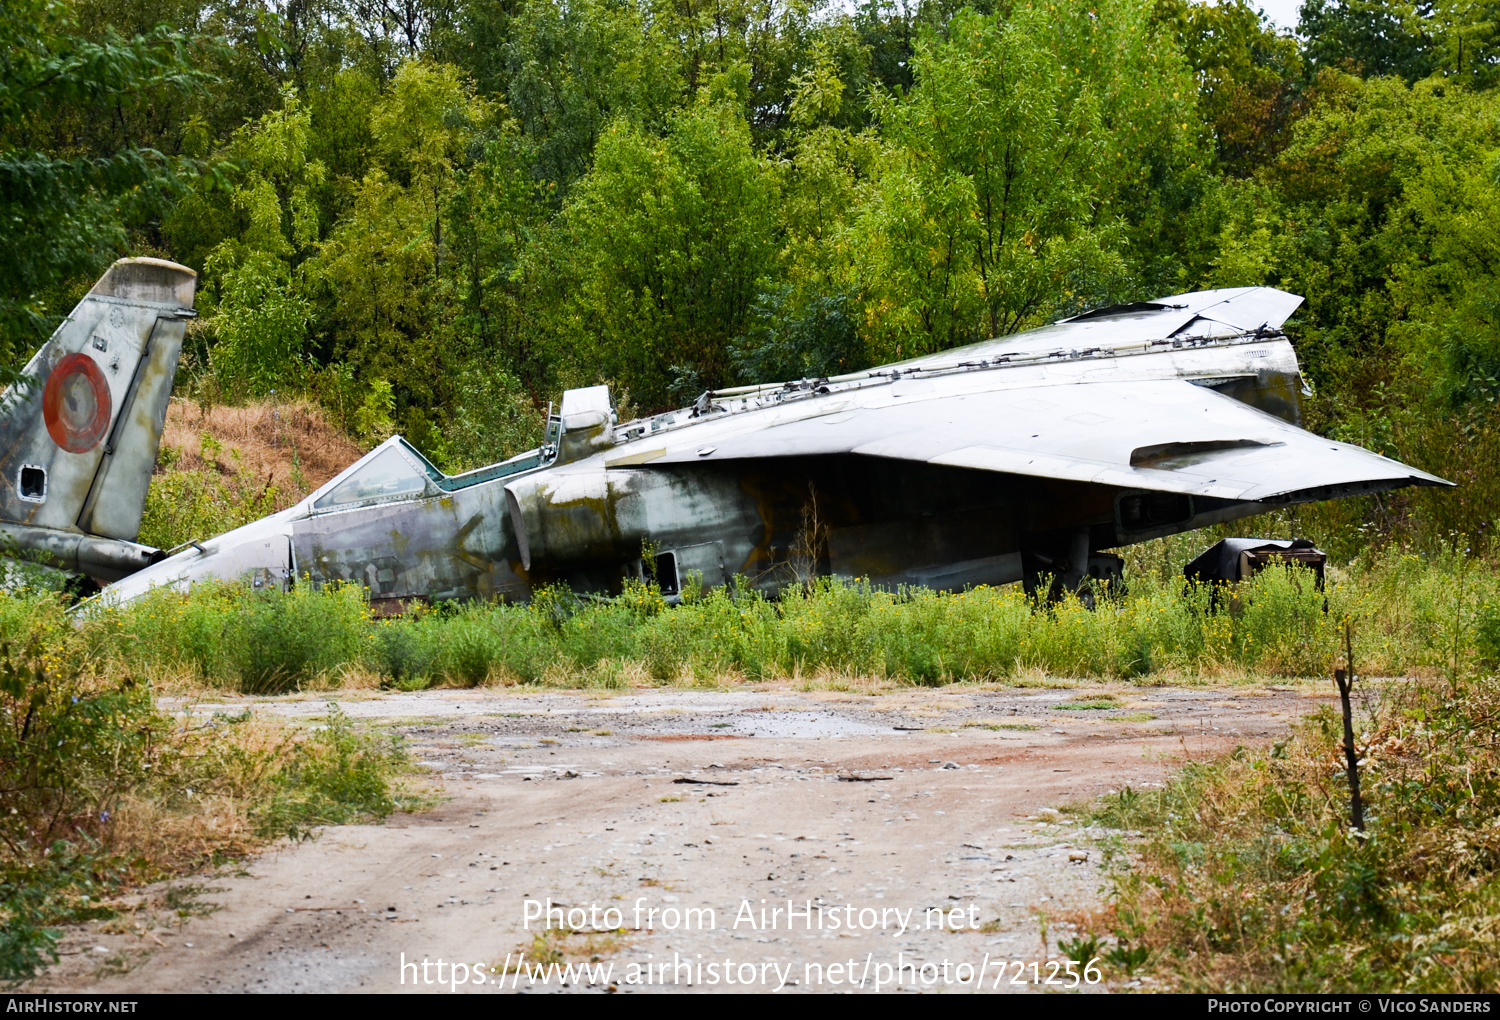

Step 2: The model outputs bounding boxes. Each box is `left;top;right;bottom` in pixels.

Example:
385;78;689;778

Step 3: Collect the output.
135;396;365;552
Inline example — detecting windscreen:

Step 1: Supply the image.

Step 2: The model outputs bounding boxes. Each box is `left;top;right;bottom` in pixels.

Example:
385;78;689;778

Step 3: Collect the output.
313;446;428;510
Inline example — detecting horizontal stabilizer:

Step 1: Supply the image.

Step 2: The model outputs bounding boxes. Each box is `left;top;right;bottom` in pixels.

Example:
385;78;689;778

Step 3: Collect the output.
883;287;1306;370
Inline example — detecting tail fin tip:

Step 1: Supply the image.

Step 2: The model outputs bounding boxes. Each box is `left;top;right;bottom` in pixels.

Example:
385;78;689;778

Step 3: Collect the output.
88;258;197;308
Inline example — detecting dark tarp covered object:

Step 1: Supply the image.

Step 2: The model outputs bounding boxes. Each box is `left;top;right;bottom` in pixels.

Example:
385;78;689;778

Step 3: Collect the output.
1184;538;1327;587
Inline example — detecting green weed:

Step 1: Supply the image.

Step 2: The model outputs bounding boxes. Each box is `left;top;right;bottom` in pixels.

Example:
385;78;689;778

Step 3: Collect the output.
73;552;1500;688
1058;933;1105;963
253;704;407;840
91;581;369;693
137;456;279;552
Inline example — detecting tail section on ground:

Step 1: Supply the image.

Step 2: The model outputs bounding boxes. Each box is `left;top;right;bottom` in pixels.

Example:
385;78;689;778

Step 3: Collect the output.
0;258;196;581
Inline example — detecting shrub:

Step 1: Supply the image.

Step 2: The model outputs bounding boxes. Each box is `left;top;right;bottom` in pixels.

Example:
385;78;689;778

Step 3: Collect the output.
0;642;163;860
253;704;406;839
0;641;165;978
368;617;437;688
435;611;510;686
137;461;279;552
221;584;369;693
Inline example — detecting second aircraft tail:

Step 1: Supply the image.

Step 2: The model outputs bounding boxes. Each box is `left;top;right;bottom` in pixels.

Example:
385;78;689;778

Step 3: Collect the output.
0;258;197;578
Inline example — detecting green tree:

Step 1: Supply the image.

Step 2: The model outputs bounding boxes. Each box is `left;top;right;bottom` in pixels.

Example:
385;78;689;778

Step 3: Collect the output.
444;118;563;405
753;90;882;383
732;285;867;383
313;61;493;453
1230;72;1500;549
1382;88;1500;404
1429;0;1500;88
1299;0;1500;88
1298;0;1438;82
852;1;1200;360
0;0;207;373
563;74;780;407
1153;0;1303;176
168;91;326;394
488;0;682;194
1260;73;1500;393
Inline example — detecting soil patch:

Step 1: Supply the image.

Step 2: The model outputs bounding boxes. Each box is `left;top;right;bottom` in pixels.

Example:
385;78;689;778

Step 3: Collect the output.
27;682;1331;994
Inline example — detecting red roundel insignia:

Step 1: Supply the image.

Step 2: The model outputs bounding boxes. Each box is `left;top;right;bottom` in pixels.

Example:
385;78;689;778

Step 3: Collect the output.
43;353;112;454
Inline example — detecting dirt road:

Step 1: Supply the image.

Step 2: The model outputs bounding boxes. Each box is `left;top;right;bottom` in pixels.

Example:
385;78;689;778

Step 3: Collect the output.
31;681;1331;994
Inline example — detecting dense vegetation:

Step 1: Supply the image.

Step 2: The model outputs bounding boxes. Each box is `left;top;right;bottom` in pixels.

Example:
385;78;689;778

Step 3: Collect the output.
1085;667;1500;992
0;617;411;979
6;0;1500;556
11;540;1487;691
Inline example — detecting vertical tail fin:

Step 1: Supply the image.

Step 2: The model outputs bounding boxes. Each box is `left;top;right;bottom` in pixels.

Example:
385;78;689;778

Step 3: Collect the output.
0;258;197;543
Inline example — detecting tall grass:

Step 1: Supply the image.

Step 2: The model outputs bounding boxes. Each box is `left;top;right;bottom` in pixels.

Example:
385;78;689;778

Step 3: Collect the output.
87;580;371;692
1084;672;1500;992
56;550;1500;691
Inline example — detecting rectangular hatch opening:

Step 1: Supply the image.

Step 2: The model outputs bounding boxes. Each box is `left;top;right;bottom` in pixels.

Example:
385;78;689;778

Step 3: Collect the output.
19;465;46;502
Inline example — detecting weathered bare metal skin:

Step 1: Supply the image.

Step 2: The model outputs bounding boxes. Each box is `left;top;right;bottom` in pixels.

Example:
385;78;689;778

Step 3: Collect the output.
0;258;196;582
95;285;1453;610
295;486;525;604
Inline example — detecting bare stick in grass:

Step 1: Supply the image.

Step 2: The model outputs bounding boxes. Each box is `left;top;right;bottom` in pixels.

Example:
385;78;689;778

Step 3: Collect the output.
1335;620;1364;831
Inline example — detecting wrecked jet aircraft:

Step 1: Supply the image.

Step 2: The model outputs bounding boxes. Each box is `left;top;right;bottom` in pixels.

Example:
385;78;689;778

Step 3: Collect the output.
0;258;197;584
96;285;1449;610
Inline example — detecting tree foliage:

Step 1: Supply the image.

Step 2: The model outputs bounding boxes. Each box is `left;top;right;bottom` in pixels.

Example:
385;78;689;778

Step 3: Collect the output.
0;0;207;371
853;2;1198;358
